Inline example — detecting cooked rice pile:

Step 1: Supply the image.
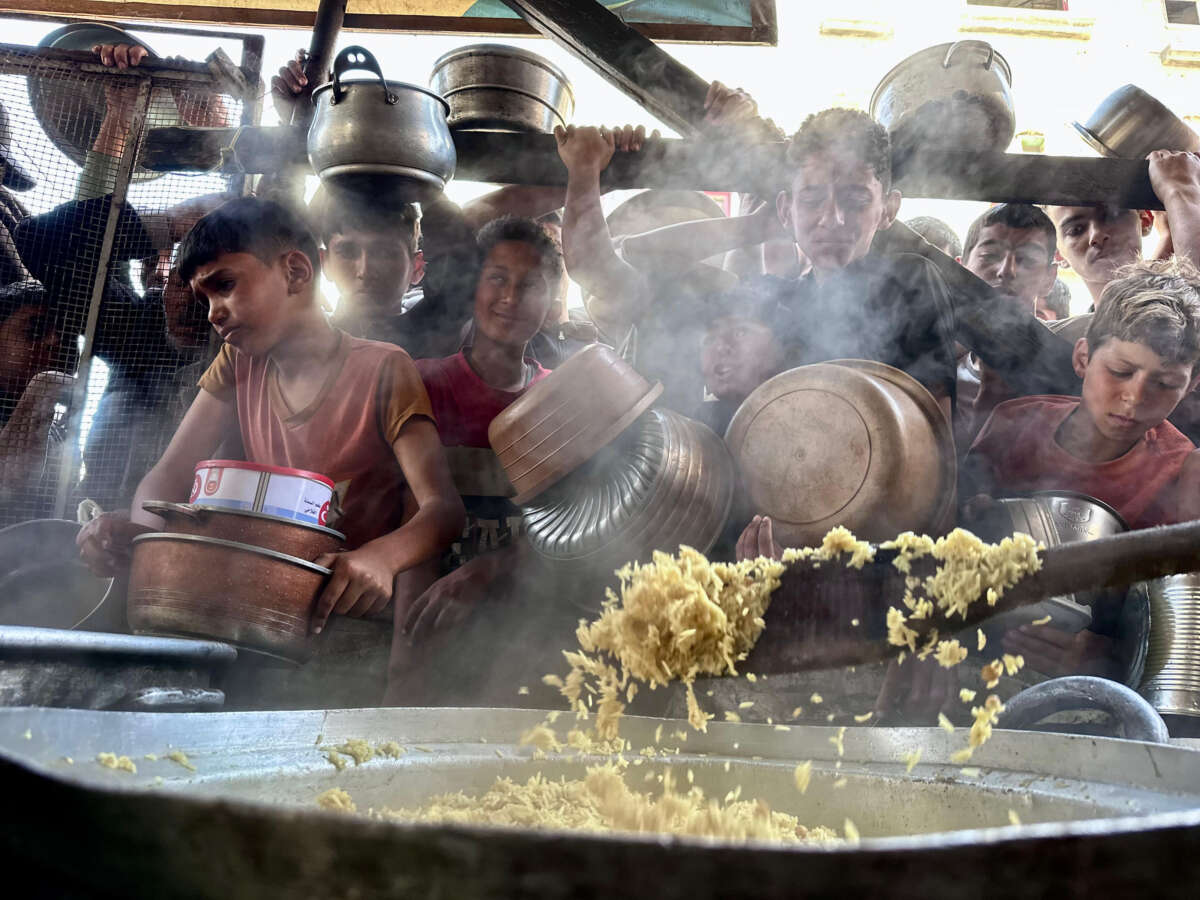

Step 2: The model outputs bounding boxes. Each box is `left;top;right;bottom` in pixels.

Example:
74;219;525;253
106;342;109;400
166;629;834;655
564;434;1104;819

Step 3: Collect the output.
338;764;839;843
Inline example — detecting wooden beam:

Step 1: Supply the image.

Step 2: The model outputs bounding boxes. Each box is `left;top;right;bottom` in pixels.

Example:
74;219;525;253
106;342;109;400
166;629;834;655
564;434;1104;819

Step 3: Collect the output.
139;126;1164;209
500;0;711;135
0;3;773;45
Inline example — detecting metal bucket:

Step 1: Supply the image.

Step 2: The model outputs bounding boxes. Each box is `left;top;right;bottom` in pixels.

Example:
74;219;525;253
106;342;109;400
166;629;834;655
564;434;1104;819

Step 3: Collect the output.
1141;574;1200;718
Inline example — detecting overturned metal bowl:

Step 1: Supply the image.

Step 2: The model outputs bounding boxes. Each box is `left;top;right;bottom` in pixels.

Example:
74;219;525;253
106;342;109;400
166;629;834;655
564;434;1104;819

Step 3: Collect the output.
128;533;330;663
430;43;574;133
725;359;956;549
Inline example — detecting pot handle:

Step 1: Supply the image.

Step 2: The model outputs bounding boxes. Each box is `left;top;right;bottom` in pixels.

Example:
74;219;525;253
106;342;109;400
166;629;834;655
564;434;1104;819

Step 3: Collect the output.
943;41;994;71
1002;676;1169;743
142;500;201;520
331;45;397;106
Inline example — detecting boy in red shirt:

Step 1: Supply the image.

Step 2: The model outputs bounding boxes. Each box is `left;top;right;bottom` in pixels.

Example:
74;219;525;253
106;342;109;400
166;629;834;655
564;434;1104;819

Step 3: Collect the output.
78;197;464;635
964;257;1200;529
387;216;562;703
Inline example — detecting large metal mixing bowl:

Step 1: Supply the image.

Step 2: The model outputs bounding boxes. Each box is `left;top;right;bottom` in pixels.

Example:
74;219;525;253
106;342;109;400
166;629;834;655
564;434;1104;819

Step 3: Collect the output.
3;706;1200;897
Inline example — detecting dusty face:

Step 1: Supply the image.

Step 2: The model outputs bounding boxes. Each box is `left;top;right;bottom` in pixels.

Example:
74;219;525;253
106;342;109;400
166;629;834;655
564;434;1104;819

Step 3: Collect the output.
778;152;898;276
701;315;783;402
473;241;555;349
323;226;421;317
1075;337;1197;448
0;304;61;395
1048;205;1146;292
191;251;308;358
963;223;1057;305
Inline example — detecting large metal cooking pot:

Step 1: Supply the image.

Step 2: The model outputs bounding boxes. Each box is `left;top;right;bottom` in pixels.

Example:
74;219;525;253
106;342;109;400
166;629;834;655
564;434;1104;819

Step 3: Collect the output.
870;40;1015;153
521;408;734;584
1073;84;1200;159
430;43;574;133
4;706;1200;897
725;359;956;549
142;501;344;563
128;532;330;663
308;45;456;202
0;625;233;710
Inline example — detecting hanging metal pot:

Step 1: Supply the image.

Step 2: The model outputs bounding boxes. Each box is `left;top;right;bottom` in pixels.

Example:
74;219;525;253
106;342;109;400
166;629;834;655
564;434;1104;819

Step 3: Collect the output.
308;45;456;203
870;40;1016;153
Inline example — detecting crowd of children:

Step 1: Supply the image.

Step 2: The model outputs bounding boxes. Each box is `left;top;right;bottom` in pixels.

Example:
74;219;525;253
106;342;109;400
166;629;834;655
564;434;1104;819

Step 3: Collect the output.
0;42;1189;716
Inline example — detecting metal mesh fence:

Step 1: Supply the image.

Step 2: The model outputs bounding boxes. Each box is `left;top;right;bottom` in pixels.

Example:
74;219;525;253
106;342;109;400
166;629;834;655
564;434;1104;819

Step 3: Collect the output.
0;39;255;526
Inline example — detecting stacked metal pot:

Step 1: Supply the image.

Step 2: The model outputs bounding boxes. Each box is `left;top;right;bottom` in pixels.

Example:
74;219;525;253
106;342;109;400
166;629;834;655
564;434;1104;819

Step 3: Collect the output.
128;462;344;663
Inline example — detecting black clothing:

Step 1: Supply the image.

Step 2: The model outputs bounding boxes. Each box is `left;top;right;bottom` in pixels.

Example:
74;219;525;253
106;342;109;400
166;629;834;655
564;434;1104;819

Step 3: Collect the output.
745;252;959;401
11;194;183;392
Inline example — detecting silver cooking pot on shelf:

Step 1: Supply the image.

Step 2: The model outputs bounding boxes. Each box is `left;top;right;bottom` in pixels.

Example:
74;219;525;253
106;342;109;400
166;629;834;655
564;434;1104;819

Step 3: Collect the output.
308;45;456;202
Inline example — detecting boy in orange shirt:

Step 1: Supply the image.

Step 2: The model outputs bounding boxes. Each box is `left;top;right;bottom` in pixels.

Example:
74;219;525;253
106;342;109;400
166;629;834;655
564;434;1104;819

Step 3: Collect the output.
964;258;1200;530
78;197;464;634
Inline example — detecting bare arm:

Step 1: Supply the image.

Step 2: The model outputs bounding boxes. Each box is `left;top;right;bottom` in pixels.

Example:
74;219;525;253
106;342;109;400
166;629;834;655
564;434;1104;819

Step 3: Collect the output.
556;125;647;337
130;389;240;528
1149;150;1200;264
460;186;566;233
620;207;782;275
311;416;464;633
78;388;238;576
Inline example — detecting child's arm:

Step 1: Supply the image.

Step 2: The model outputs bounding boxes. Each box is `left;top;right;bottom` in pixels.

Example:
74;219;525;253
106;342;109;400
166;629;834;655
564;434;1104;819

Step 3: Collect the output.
77;389;239;575
311;417;464;634
1171;449;1200;522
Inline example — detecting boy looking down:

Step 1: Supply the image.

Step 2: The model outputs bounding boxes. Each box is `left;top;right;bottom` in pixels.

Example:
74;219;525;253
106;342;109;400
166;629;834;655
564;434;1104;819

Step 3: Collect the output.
964;257;1200;529
78;198;464;634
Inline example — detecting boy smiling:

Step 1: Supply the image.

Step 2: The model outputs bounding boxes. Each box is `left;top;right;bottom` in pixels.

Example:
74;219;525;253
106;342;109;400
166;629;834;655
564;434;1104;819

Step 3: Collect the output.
964;258;1200;528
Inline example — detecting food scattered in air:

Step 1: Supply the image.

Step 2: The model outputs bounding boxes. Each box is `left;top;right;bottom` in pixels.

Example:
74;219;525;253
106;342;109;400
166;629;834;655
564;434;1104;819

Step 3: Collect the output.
793;761;813;793
938;713;955;734
1031;615;1052;626
902;749;922;772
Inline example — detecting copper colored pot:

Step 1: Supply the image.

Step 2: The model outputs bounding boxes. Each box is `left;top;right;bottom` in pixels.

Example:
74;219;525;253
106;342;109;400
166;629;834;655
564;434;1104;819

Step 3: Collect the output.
142;501;345;562
725;359;956;549
128;533;331;663
489;344;663;505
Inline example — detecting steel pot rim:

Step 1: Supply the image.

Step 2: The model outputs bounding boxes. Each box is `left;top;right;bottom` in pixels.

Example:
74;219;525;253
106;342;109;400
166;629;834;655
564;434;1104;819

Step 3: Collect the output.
0;623;237;664
996;490;1129;530
142;501;347;543
131;533;332;575
431;44;575;99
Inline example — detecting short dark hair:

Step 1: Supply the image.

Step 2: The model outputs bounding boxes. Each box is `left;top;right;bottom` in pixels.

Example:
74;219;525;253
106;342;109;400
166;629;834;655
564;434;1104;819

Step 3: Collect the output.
962;204;1056;265
905;216;962;258
309;185;421;256
177;197;321;284
786;108;892;190
476;215;564;290
1043;279;1071;319
1088;257;1200;370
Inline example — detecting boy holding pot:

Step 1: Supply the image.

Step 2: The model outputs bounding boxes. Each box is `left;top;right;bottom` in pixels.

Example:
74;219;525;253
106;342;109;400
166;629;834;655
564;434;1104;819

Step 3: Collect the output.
78;197;464;635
